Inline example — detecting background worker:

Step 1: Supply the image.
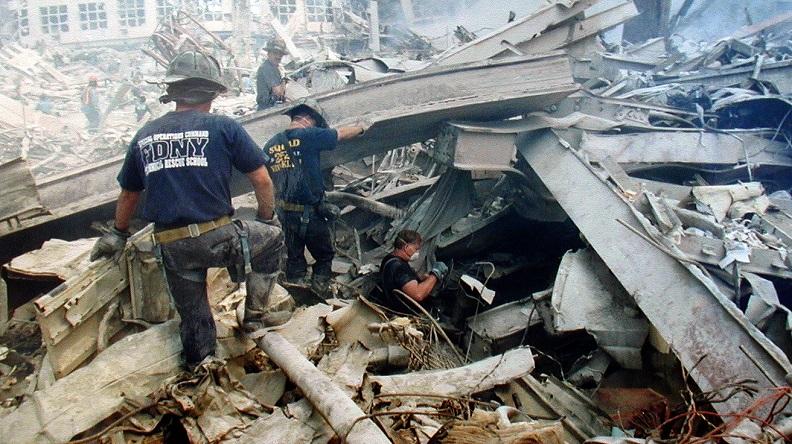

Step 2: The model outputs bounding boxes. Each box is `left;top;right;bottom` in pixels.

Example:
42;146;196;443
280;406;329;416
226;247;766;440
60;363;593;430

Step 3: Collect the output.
134;95;152;122
379;230;448;311
262;98;366;294
90;51;288;370
81;75;101;132
256;40;287;111
36;94;54;115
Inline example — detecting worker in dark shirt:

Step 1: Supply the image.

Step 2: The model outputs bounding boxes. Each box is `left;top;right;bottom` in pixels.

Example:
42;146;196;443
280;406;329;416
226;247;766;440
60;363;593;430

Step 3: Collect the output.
262;98;366;294
256;40;287;110
90;51;288;370
380;230;448;312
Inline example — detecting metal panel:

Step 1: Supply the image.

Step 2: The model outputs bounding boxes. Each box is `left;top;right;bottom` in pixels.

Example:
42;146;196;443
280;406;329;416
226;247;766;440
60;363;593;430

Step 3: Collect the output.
517;129;792;416
496;375;611;444
455;131;516;170
678;234;792;280
580;132;792;166
515;1;639;55
548;92;713;129
0;155;123;239
35;155;124;212
754;211;792;248
126;225;172;323
552;249;648;369
435;0;600;66
465;298;541;360
655;59;792;94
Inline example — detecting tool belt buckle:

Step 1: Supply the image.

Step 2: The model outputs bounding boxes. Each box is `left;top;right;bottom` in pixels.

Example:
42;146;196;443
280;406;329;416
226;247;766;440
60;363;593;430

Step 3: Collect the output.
188;223;201;238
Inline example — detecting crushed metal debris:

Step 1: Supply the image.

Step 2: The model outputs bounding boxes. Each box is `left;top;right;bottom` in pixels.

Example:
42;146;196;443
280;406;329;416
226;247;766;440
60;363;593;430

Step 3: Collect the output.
2;0;792;443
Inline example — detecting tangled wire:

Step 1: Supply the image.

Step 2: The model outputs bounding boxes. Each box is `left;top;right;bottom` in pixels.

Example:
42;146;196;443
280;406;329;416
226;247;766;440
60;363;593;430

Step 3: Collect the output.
625;358;791;443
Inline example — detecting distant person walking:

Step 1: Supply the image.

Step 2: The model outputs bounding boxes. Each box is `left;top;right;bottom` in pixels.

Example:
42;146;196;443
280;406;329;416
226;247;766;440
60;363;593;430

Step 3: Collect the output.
134;96;151;122
81;75;101;132
36;95;54;115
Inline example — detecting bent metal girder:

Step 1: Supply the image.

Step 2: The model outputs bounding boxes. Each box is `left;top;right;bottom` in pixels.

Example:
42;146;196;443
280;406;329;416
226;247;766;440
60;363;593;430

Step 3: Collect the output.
517;129;792;417
0;53;577;262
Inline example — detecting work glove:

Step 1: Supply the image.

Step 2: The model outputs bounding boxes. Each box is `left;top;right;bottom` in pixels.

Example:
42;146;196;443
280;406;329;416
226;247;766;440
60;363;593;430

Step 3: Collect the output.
430;261;449;280
355;118;373;135
256;213;282;230
317;202;341;221
90;226;130;262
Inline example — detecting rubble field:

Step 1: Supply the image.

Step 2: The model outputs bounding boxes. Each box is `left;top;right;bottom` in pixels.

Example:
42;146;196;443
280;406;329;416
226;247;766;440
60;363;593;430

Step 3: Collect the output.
2;0;792;443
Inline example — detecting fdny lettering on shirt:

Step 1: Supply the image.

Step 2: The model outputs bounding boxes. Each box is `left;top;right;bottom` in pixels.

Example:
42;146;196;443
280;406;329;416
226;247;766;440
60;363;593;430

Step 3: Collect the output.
267;138;301;173
137;131;210;175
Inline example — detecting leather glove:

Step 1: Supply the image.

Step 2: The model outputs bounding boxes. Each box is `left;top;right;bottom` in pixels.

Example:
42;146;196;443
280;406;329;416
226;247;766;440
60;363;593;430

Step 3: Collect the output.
90;226;130;262
430;261;449;280
256;213;282;230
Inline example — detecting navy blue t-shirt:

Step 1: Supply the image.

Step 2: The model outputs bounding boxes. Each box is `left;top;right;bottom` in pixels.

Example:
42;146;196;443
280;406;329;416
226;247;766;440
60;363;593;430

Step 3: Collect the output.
262;127;338;205
118;110;268;227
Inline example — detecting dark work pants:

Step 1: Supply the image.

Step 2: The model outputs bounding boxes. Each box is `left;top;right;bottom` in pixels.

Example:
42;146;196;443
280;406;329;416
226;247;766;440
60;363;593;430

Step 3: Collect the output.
280;209;334;281
160;220;285;366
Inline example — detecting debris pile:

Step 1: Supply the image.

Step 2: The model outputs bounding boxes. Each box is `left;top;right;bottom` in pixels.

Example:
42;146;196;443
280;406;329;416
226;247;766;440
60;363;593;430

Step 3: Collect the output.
3;0;792;443
0;41;161;176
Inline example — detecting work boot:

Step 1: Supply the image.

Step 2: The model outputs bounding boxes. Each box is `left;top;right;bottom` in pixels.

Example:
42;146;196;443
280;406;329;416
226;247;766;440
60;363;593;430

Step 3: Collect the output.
310;274;332;298
241;271;295;333
282;273;308;286
240;307;294;335
185;354;223;374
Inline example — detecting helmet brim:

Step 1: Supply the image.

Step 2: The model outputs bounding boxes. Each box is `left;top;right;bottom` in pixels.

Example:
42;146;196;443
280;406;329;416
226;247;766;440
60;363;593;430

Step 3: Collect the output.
159;75;228;93
162;74;190;84
284;104;328;128
313;114;329;128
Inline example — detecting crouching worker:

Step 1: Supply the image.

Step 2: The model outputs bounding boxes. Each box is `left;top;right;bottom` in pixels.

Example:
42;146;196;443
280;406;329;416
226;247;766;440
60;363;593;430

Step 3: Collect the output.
378;230;448;312
90;51;289;370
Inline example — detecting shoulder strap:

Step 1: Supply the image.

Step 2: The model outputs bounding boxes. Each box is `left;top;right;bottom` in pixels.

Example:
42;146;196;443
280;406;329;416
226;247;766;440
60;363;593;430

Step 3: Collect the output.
382;256;402;271
380;256;420;313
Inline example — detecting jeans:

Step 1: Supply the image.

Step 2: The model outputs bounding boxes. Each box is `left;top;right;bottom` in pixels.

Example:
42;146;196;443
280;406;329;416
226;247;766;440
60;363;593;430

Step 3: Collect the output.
82;105;100;132
159;220;285;366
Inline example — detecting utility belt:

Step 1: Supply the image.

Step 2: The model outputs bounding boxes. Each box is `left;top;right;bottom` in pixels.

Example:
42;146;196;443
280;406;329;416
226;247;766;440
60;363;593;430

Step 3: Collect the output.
152;215;253;286
277;200;339;219
277;200;316;238
277;199;339;238
153;215;233;245
276;200;318;213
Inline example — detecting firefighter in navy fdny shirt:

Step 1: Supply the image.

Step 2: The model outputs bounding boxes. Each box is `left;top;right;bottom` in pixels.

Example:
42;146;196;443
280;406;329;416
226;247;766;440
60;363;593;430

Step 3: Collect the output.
90;51;289;370
262;98;367;294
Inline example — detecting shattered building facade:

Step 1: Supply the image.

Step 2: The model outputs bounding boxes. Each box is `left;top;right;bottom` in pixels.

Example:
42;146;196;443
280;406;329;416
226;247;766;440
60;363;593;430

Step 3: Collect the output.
7;0;459;46
2;0;792;442
9;0;238;45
